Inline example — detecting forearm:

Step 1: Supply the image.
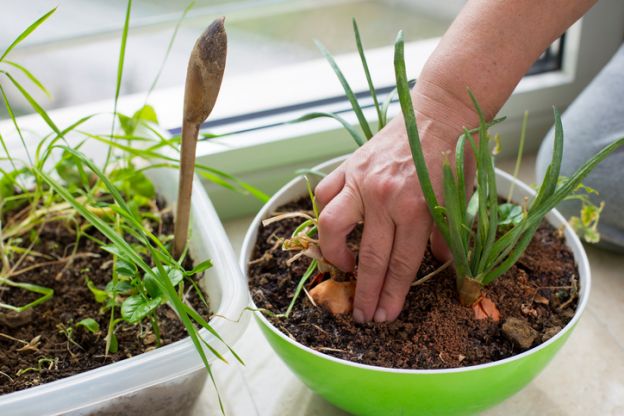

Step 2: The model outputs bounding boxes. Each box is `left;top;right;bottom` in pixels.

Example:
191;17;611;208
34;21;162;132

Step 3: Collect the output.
413;0;596;137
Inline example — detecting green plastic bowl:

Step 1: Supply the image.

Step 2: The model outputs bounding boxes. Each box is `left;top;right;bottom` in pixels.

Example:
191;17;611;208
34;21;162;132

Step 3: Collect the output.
241;157;590;416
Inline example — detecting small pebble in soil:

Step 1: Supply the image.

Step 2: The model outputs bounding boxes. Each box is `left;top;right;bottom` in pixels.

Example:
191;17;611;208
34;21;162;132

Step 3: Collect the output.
502;317;539;349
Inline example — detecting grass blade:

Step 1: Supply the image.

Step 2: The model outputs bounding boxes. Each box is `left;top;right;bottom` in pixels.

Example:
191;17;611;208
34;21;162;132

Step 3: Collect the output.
380;86;398;127
79;131;269;201
441;160;471;282
489;136;624;269
105;0;132;171
315;40;373;140
455;134;467;219
532;107;563;207
532;136;624;224
466;91;491;275
285;259;317;317
0;8;56;62
455;133;470;248
394;31;448;240
352;18;382;130
35;114;99;166
0;129;17;172
477;154;499;276
291;112;366;147
182;303;245;365
144;1;193;103
507;110;528;202
4;73;62;136
0;83;33;165
481;223;539;284
0;279;53;312
3;60;50;97
379;80;419;127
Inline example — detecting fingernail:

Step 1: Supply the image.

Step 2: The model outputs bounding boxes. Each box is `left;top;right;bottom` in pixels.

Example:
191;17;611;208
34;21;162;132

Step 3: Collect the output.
374;308;387;323
353;308;365;323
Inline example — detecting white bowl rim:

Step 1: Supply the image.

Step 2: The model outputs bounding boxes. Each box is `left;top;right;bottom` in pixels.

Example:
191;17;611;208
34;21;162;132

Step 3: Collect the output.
241;155;591;375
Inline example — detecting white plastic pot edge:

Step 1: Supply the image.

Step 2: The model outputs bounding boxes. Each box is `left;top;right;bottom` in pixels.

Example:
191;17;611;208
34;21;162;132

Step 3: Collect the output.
240;155;591;375
0;168;250;414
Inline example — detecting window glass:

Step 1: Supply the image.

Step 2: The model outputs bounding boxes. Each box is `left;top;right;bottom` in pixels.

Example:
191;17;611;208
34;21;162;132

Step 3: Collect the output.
0;0;459;116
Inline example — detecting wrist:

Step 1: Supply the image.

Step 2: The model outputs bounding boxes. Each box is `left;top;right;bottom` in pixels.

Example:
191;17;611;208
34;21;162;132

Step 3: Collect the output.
410;79;482;149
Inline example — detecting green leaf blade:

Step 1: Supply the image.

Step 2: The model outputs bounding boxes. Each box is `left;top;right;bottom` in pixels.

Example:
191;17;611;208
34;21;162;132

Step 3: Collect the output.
0;8;57;62
352;18;382;129
393;31;448;240
291;111;366;147
315;40;373;140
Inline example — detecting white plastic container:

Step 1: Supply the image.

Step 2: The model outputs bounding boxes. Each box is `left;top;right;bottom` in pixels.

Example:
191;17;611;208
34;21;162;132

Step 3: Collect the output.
0;168;250;416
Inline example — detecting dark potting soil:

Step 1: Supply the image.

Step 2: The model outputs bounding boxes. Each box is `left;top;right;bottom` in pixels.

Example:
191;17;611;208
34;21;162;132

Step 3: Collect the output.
0;198;210;395
248;198;579;369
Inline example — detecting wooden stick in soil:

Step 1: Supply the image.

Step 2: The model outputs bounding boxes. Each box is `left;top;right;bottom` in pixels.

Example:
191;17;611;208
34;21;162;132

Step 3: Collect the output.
174;17;227;258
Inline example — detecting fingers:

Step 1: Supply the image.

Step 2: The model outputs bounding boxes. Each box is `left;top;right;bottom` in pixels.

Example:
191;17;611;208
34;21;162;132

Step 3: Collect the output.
352;210;395;323
317;186;362;272
315;165;345;211
375;211;432;322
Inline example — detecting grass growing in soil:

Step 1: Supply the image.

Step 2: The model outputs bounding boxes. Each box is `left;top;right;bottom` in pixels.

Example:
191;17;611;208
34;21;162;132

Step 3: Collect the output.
0;2;264;410
266;20;623;322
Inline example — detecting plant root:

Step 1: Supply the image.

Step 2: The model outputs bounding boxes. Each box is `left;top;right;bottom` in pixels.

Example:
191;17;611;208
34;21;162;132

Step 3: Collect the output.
262;211;313;227
248;252;273;266
0;332;29;345
0;370;13;382
316;346;347;353
302;287;317;307
300;322;329;336
7;252;100;280
412;260;452;286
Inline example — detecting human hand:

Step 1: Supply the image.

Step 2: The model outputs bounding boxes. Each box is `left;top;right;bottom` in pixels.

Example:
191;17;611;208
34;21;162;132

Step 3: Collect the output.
315;90;477;323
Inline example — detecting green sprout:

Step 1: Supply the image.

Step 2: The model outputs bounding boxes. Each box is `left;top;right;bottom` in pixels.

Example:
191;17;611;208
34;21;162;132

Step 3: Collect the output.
260;176;323;318
16;357;58;377
393;31;624;307
291;18;398;144
293;18;505;150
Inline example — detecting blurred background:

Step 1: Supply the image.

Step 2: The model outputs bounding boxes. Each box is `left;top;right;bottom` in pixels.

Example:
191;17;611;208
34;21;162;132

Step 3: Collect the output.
0;0;463;117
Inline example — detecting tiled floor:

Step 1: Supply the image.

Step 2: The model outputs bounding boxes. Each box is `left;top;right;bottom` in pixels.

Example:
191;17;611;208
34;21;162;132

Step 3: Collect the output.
193;156;624;415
